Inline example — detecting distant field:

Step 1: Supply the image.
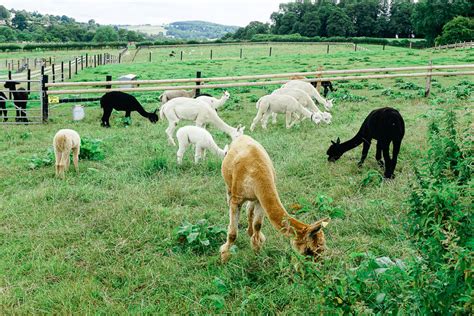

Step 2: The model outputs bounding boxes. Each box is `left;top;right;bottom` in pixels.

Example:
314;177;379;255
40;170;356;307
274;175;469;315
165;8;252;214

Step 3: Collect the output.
122;25;167;36
0;43;473;313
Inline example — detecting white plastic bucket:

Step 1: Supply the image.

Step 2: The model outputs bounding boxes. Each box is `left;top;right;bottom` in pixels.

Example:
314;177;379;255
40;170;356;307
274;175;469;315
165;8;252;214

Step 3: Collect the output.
72;105;85;121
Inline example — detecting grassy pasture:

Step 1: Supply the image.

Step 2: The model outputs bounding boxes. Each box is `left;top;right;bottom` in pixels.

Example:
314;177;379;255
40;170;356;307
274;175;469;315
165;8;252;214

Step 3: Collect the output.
0;44;472;313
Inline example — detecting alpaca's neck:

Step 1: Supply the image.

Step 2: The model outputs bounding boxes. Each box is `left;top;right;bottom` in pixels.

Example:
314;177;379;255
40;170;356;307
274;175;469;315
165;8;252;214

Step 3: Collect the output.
256;183;307;237
208;141;226;158
136;104;150;118
340;133;364;153
210;115;236;138
298;106;313;119
312;89;328;107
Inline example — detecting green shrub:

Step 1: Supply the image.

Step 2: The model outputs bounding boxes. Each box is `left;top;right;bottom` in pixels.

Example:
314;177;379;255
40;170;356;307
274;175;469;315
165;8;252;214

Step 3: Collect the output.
331;89;368;102
407;110;472;314
79;137;105;161
175;219;226;253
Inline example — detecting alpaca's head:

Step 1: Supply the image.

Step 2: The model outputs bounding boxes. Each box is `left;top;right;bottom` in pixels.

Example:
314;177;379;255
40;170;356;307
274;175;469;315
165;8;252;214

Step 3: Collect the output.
324;99;334;111
321;111;332;124
291;218;329;259
232;125;245;139
327;137;343;162
4;81;20;90
310;112;322;124
222;91;230;100
148;109;159;123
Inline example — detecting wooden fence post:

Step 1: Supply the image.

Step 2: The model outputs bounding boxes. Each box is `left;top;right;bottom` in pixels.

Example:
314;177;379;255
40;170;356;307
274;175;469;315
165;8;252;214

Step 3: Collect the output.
409;42;412;49
75;57;78;75
180;51;183;61
61;62;64;82
383;44;386;50
86;53;89;67
118;53;121;64
52;64;56;83
196;71;202;96
425;60;432;98
269;47;272;57
41;75;49;123
316;66;323;92
27;69;31;92
354;43;358;51
327;44;329;54
81;56;84;70
94;55;97;67
240;48;243;59
149;51;152;62
68;60;72;79
210;49;213;60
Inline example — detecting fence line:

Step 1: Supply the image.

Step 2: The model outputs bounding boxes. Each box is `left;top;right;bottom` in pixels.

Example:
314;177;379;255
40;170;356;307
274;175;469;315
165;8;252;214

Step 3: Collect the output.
46;64;474;88
435;41;473;50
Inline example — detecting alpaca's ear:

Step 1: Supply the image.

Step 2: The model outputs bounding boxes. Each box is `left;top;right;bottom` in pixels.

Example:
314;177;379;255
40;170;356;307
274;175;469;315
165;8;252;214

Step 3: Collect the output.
307;218;330;238
331;140;336;145
336;137;340;144
154;109;158;114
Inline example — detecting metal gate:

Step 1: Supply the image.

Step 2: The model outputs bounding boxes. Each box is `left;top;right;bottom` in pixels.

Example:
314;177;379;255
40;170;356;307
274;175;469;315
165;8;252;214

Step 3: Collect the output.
0;78;43;125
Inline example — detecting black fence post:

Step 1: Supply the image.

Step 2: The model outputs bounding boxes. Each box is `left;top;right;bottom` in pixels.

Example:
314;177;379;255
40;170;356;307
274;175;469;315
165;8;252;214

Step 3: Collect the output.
149;52;152;62
94;55;97;67
61;62;64;82
86;53;89;67
180;51;183;61
81;56;84;70
118;53;121;64
327;44;330;54
210;49;213;60
68;61;72;79
49;56;52;65
196;71;201;96
354;43;358;51
75;57;78;75
240;48;243;59
269;47;272;57
41;75;49;123
383;44;386;50
27;69;31;91
52;64;56;83
106;75;112;89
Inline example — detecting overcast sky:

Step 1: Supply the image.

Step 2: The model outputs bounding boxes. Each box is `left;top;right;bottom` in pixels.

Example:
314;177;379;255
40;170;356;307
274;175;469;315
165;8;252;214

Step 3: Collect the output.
2;0;284;26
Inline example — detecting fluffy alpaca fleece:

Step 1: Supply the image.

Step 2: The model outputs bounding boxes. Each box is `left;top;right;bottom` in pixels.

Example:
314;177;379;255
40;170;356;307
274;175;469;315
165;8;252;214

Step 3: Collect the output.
176;126;228;164
4;81;29;122
100;91;158;127
250;94;322;131
220;135;329;262
0;91;7;122
327;107;405;179
271;87;332;124
282;80;334;111
53;129;81;178
160;97;245;146
196;91;230;110
159;89;196;104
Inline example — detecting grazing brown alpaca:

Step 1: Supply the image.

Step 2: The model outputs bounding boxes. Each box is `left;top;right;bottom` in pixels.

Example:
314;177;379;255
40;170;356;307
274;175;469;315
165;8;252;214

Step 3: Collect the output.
220;135;329;262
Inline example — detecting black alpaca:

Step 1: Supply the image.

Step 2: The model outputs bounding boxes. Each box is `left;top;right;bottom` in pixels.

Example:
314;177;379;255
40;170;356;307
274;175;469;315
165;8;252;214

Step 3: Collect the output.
100;91;159;127
309;80;336;97
4;81;29;122
0;91;7;122
327;107;405;179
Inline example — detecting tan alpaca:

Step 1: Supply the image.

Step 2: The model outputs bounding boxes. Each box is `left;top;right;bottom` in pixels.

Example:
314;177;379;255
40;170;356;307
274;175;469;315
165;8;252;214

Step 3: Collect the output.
53;129;81;178
220;135;329;262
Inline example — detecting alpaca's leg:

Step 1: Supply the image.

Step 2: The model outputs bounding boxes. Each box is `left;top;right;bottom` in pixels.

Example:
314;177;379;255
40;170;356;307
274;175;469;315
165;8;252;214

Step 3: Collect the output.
247;201;255;237
261;111;271;129
382;143;393;179
220;200;241;263
54;149;61;177
194;145;204;164
358;140;371;167
285;112;295;128
101;107;113;127
323;86;329;97
63;150;71;172
388;139;401;179
250;109;264;131
176;142;187;165
272;113;277;124
251;203;266;252
165;121;177;146
72;146;80;174
376;142;384;168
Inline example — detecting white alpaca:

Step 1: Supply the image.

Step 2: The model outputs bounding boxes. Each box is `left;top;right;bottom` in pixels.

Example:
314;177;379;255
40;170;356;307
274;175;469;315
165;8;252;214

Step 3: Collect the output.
250;94;322;131
53;129;81;178
159;89;196;104
282;80;334;111
160;97;245;146
196;91;230;110
271;88;332;124
176;126;229;164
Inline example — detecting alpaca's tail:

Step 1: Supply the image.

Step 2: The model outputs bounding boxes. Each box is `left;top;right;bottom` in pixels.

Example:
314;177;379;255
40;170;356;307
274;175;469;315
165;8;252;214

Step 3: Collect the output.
54;134;69;152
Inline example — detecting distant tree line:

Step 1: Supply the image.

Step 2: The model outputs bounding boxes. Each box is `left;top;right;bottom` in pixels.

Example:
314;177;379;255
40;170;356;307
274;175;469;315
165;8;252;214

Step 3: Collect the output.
0;6;148;43
225;0;473;45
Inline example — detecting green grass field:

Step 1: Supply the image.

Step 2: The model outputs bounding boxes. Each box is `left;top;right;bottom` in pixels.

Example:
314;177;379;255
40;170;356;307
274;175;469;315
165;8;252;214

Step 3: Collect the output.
0;44;472;313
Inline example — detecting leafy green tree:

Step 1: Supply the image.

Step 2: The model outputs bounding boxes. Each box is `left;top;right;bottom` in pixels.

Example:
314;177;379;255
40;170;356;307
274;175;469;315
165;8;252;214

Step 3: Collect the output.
12;12;28;30
0;5;10;20
341;0;381;36
301;10;321;37
412;0;473;43
93;26;119;42
326;6;355;37
0;26;16;41
390;0;414;38
436;16;474;45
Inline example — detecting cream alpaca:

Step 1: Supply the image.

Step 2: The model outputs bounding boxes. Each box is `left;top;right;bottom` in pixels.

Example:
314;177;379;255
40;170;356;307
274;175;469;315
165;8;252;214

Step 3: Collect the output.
53;129;81;178
159;89;196;104
160;97;244;146
282;80;334;111
176;126;228;164
220;135;329;262
196;91;230;110
271;87;332;124
250;94;322;131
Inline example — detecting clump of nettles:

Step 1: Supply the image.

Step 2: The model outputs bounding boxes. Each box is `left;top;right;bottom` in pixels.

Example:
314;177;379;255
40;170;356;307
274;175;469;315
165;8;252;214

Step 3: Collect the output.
175;219;226;253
